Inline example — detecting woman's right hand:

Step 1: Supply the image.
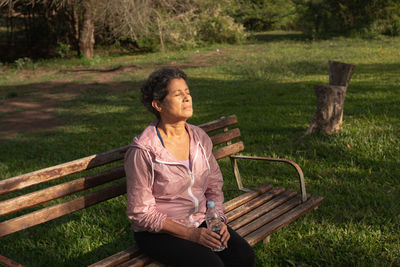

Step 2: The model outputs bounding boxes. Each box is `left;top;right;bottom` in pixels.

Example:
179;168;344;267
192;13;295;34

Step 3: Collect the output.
188;227;222;249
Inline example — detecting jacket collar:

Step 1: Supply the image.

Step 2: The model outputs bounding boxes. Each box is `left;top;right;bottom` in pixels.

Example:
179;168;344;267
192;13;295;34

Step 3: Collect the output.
131;120;200;163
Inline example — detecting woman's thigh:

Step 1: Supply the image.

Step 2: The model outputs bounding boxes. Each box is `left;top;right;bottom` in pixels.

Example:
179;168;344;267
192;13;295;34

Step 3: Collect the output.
134;225;254;267
134;231;224;267
215;225;255;267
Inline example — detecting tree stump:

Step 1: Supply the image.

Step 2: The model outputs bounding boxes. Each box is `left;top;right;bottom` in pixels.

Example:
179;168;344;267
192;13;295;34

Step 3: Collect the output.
304;61;355;135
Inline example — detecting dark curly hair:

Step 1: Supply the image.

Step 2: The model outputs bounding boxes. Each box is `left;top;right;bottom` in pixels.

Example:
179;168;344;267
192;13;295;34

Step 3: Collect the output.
141;67;188;119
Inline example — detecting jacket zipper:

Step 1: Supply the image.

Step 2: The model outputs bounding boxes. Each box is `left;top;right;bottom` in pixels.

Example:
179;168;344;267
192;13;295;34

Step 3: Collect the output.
154;142;201;226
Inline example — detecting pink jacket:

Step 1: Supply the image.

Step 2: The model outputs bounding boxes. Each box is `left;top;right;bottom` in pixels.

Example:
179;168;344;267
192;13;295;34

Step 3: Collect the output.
125;121;226;232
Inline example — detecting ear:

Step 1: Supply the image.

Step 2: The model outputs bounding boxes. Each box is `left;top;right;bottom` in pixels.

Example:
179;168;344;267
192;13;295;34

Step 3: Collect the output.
152;100;162;112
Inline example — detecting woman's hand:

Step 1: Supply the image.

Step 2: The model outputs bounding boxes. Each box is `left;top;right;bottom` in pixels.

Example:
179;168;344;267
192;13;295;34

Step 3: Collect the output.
218;222;230;248
188;227;222;250
161;218;230;250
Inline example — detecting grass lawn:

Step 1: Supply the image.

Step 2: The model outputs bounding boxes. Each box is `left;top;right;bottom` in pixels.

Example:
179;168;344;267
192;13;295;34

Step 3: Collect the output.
1;32;399;266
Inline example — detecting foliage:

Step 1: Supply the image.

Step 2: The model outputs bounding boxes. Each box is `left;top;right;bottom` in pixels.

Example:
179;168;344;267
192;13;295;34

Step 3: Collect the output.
293;0;399;38
0;0;80;61
1;0;245;60
376;1;400;36
198;15;245;44
56;42;71;58
230;0;298;31
197;3;246;45
14;57;34;69
95;0;246;52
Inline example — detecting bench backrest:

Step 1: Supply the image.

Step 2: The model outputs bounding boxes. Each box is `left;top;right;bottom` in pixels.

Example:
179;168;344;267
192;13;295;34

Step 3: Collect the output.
0;115;243;238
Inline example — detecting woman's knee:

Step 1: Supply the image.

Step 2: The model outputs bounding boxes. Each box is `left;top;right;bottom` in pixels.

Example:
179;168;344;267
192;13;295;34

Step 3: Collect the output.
222;227;255;267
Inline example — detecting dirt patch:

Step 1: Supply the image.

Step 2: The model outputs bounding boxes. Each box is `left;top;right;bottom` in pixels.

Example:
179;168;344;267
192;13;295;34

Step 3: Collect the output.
0;89;78;140
0;49;225;140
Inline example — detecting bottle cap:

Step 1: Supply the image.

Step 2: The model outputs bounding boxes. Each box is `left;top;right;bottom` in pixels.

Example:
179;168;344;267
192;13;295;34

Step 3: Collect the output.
206;201;215;208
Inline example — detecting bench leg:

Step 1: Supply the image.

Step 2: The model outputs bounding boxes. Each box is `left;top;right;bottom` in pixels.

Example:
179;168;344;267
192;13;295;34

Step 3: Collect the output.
230;157;250;192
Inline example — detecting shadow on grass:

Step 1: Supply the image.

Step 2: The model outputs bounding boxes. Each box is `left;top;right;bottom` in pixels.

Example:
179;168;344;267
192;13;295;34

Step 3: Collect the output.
251;31;309;43
355;62;400;75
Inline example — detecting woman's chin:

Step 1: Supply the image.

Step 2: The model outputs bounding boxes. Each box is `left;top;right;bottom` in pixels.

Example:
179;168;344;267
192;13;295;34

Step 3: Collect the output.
183;110;193;118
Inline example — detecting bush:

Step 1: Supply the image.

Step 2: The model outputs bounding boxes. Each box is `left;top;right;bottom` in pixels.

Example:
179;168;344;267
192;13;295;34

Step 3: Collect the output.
136;37;160;52
198;14;246;44
94;0;246;53
379;3;400;36
14;57;34;70
294;0;399;38
230;0;298;31
56;42;71;58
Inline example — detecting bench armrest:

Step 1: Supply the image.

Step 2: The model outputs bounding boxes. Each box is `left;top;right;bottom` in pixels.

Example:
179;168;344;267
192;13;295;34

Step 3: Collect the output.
229;155;307;203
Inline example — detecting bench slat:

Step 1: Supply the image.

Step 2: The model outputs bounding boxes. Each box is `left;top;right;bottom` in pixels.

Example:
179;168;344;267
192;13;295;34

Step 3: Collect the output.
237;194;302;237
226;186;285;222
0;254;24;267
0;182;126;238
88;246;140;267
198;115;238;133
0;146;128;195
223;184;272;212
145;263;165;267
210;128;241;146
116;254;153;267
244;196;324;246
0;166;125;217
229;190;297;231
213;141;244;160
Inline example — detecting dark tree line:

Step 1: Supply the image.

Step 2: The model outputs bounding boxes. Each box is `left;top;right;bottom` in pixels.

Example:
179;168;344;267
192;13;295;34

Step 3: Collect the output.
1;0;399;62
1;0;246;61
0;0;96;61
292;0;400;38
230;0;400;37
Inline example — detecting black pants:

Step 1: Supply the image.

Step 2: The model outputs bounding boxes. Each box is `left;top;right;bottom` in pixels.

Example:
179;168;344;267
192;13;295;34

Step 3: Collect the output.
134;222;255;267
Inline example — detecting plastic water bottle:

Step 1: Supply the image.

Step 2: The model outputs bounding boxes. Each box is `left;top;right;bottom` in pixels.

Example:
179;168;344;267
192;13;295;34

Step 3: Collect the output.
206;201;225;252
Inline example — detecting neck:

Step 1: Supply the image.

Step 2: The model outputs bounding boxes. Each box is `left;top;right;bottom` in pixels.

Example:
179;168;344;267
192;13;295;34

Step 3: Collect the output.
157;119;187;138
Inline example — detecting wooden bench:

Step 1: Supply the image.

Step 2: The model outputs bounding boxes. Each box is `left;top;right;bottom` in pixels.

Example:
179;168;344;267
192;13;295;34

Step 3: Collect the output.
0;115;323;267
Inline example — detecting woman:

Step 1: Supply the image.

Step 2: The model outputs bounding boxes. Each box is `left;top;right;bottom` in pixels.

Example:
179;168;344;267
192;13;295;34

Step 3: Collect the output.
125;67;254;267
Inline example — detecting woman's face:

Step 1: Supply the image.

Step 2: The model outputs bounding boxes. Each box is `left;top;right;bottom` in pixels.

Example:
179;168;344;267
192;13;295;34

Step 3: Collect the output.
154;78;193;122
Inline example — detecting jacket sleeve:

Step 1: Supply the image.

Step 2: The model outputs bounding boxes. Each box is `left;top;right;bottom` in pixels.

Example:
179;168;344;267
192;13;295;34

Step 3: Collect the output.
125;147;167;232
203;136;227;222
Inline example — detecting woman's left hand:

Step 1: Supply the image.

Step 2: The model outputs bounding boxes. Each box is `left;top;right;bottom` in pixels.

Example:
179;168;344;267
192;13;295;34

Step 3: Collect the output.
219;222;230;248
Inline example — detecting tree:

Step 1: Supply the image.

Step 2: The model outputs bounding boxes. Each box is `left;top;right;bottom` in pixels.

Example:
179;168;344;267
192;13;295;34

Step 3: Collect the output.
294;0;393;38
94;0;245;52
0;0;246;60
230;0;297;31
0;0;97;59
79;0;95;58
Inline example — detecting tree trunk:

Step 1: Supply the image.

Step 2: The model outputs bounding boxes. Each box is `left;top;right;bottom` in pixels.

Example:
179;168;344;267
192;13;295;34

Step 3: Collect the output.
79;0;95;58
7;5;14;48
73;6;80;56
329;60;355;87
304;61;355;135
157;18;165;53
65;0;81;57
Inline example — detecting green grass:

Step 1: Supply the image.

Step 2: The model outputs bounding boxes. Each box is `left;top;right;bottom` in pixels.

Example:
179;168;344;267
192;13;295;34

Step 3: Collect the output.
1;33;399;266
